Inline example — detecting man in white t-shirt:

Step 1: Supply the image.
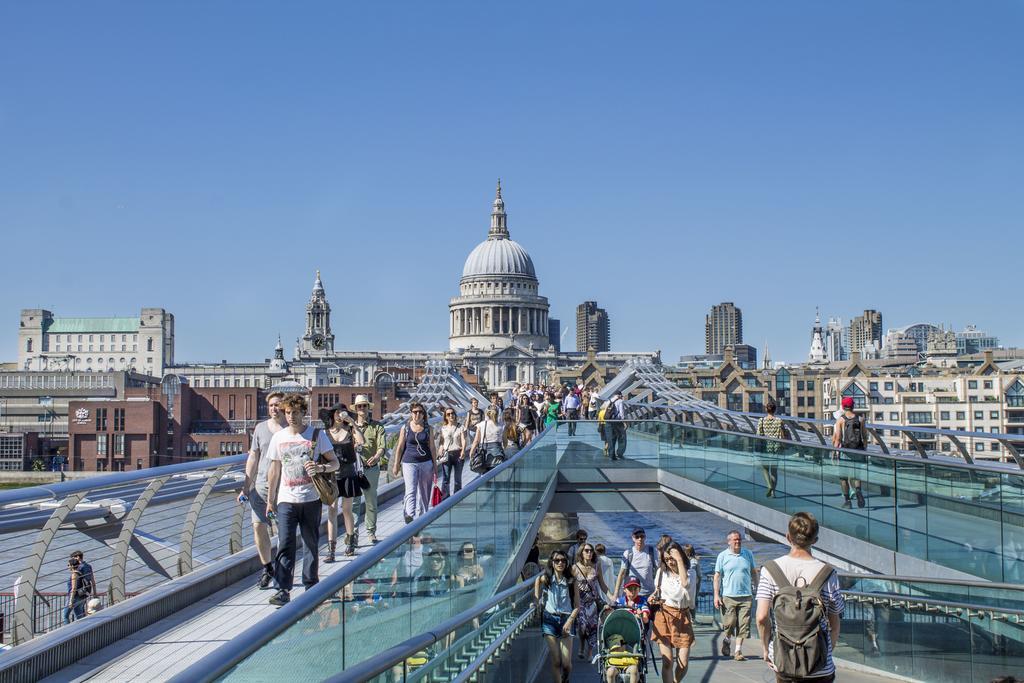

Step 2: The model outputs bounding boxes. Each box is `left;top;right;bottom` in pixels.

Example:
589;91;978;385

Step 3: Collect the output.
265;394;338;606
755;512;844;682
614;527;657;597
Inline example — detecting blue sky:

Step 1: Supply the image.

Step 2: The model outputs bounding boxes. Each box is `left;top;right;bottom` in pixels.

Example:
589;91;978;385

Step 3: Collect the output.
1;2;1021;365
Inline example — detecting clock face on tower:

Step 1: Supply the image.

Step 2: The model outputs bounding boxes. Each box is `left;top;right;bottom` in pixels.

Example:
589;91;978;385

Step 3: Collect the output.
311;334;325;350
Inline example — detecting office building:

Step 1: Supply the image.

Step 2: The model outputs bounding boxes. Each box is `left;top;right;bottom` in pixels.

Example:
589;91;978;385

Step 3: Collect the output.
705;302;743;355
576;301;611;353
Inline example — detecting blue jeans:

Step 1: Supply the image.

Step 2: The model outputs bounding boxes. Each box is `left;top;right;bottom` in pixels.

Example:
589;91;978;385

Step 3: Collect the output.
274;500;323;592
439;451;463;497
63;597;85;624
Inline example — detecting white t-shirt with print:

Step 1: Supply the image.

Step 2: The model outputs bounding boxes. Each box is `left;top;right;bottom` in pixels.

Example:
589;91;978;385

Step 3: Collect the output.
267;426;334;504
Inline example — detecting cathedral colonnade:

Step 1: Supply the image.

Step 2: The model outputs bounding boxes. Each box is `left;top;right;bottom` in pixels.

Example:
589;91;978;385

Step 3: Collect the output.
450;306;548;337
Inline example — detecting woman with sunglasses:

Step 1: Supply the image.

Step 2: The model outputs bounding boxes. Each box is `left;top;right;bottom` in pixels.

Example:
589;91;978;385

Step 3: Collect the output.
392;402;437;524
435;408;465;498
320;404;366;561
414;549;455;597
571;542;610;663
650;541;694;683
534;550;580;683
456;542;485;588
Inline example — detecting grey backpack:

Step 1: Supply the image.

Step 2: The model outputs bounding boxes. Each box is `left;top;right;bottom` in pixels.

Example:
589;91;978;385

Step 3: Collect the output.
764;560;834;678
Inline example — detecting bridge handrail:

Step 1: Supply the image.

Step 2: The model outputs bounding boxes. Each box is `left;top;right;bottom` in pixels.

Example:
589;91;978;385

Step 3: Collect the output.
326;576;538;683
841;590;1024;617
623;403;1024;473
168;423;556;683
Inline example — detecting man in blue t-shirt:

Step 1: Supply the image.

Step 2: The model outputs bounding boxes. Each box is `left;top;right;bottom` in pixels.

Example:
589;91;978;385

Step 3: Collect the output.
714;530;758;660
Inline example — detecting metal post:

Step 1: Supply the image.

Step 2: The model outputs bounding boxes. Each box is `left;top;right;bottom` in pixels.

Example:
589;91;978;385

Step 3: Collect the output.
178;465;231;576
109;476;170;603
13;492;86;644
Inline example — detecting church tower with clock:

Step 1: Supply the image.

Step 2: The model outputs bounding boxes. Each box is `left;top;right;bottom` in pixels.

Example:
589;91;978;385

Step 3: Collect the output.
301;270;334;357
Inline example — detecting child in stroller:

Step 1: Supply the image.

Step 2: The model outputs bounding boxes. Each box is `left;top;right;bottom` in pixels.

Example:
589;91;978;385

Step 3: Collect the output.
599;608;647;683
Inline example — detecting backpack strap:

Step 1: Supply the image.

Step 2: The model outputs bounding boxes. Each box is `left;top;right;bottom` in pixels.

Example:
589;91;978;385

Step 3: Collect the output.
312;427;323;462
806;563;835;595
762;559;791;589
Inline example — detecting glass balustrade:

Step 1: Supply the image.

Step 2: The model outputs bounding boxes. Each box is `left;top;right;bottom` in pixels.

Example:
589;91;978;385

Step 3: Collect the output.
219;429;557;681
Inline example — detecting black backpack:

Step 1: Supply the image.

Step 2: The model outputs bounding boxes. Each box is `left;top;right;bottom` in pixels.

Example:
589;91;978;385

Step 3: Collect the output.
840;413;865;450
764;560;835;678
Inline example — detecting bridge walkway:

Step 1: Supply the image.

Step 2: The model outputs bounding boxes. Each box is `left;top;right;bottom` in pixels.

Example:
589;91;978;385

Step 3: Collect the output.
42;486;418;682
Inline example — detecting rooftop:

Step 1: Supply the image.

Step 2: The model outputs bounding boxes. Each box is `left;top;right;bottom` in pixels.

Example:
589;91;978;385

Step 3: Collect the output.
45;317;139;334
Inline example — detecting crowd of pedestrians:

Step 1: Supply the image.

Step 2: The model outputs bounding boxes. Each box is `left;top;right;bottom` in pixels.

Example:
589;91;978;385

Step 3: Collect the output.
532;512;847;683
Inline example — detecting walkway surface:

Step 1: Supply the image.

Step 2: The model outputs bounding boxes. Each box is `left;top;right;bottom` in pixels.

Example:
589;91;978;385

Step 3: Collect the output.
567;614;891;683
40;483;419;682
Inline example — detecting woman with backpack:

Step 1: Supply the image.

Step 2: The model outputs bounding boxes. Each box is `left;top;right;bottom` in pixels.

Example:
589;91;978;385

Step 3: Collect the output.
534;550;580;683
650;540;694;683
321;404;366;560
392;402;437;524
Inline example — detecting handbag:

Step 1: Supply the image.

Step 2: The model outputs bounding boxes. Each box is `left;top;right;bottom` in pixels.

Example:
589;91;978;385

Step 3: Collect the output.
430;474;444;507
469;446;489;474
310;428;340;506
486;444;506;469
355;455;371;491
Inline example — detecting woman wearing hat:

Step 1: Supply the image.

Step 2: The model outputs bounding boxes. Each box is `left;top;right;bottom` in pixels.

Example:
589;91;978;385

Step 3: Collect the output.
320;403;365;560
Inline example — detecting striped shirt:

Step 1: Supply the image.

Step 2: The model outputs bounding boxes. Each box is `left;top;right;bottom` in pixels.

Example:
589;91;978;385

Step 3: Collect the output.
755;555;844;678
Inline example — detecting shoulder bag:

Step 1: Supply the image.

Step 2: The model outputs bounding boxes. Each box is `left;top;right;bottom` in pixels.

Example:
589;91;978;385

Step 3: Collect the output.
310;428;340;506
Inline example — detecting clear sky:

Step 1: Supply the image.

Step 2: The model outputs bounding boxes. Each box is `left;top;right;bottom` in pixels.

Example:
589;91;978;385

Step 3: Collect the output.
1;2;1021;365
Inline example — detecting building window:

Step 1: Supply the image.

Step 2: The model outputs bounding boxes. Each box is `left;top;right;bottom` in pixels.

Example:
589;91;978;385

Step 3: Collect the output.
884;382;894;391
870;382;878;391
991;411;1000;420
797;381;805;390
984;380;993;390
968;380;978;389
940;411;950;420
907;411;933;425
806;381;814;390
807;397;815;406
975;442;985;452
1008;381;1024;408
941;442;951;452
974;411;984;420
991;442;1000;451
797;397;805;407
95;408;108;431
874;412;884;420
956;411;966;420
114;408;125;431
114;434;125;456
26;339;32;352
97;433;108;456
841;383;868;410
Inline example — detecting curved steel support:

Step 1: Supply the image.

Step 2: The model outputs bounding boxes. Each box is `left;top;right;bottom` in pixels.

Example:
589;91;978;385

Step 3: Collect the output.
996;439;1024;468
229;493;247;555
740;415;757;432
109;476;169;604
946;434;973;464
867;428;890;455
806;422;828;445
178;465;231;577
13;492;86;644
904;431;930;459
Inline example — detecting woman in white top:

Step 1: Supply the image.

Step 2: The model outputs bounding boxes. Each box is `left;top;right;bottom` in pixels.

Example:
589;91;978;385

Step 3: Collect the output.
435;408;465;498
650;541;694;683
469;407;504;471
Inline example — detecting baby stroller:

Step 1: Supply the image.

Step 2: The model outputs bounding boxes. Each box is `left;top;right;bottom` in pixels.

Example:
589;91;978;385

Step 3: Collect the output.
598;608;649;682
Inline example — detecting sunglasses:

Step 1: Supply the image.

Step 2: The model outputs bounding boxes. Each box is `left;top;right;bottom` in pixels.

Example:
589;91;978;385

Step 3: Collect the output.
463;548;475;553
583;549;594;553
552;558;567;564
412;410;425;415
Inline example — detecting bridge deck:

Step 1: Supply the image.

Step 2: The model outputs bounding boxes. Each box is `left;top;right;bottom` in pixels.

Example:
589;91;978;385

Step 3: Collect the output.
41;489;415;682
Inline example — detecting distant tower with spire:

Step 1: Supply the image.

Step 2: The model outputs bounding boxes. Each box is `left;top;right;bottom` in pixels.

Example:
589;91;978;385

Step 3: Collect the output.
301;270;335;357
488;178;510;239
808;308;827;363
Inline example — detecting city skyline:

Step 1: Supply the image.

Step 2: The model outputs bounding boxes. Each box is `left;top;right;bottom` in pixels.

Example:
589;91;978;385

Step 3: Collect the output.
2;3;1022;365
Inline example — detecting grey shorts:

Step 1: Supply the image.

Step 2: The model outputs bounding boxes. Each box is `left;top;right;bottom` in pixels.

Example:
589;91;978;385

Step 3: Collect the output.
249;489;270;525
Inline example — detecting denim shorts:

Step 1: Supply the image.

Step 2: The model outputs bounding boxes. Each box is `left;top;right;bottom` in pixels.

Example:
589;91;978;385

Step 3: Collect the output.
541;610;574;638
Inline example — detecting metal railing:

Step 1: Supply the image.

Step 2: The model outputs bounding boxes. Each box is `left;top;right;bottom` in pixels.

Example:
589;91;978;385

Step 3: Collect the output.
168;423;559;683
602;359;1024;468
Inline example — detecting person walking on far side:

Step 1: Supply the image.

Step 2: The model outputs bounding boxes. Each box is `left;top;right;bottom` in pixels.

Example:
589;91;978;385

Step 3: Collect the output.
833;396;867;508
392;402;436;524
756;512;844;682
714;530;758;661
563;388;582;436
605;392;628;460
756;400;785;498
265;393;339;606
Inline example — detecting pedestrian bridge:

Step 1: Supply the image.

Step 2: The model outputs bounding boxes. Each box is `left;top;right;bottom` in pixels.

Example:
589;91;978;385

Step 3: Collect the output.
0;414;1021;682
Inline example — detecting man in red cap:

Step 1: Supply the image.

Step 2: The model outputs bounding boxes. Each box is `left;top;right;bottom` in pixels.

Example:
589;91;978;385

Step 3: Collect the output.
833;396;866;508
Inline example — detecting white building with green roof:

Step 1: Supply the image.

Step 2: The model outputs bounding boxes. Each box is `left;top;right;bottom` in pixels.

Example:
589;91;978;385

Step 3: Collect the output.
19;308;174;376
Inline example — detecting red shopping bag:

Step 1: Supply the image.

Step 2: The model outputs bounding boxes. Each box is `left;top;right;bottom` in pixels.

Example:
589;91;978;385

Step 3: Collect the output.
431;475;444;507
